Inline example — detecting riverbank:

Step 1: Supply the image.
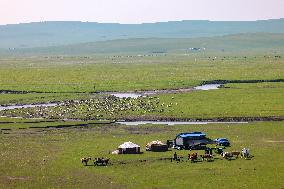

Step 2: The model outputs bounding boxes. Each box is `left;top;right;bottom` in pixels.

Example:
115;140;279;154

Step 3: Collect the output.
1;79;283;95
1;115;283;126
1;82;283;121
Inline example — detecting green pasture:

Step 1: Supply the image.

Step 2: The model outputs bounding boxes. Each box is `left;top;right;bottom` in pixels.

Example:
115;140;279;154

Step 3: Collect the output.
0;120;283;188
0;93;90;106
0;55;283;92
154;82;284;119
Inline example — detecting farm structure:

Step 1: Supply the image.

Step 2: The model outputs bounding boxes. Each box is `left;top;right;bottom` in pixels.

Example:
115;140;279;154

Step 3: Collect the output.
146;140;168;152
173;132;214;150
117;141;141;154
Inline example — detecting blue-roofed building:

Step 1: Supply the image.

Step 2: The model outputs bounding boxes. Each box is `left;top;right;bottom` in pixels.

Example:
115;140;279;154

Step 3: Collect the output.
174;132;213;149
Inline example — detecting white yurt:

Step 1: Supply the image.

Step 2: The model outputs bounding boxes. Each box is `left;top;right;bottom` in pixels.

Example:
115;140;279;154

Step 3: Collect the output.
118;141;140;154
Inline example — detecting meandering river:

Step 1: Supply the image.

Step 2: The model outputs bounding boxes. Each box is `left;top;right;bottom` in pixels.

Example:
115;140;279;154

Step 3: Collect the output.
0;84;220;111
110;84;221;98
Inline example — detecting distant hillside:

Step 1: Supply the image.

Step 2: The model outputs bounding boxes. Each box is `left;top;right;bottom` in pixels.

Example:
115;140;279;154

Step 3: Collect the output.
2;33;284;55
0;19;284;49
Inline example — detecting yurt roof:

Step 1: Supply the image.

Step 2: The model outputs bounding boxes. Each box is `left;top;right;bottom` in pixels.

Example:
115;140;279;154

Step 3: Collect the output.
147;140;165;146
118;141;140;148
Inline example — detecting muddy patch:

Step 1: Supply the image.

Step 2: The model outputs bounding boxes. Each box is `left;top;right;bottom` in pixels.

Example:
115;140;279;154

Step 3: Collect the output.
4;176;30;181
0;175;31;186
200;79;284;85
0;103;58;111
264;139;284;143
117;121;248;126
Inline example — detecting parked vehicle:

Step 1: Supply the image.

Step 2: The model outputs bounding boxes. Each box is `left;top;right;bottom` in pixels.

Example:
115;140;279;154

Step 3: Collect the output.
214;138;230;147
174;132;213;150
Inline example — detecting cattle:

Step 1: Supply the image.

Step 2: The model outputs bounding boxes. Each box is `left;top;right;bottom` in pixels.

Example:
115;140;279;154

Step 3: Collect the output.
221;152;233;159
200;154;213;161
188;152;198;162
221;151;240;159
231;151;240;158
81;157;92;166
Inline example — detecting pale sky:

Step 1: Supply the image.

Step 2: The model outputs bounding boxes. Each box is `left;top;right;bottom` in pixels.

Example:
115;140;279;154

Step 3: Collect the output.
0;0;283;25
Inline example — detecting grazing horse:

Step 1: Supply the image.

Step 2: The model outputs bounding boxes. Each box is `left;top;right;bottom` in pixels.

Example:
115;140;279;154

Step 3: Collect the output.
231;151;240;158
188;152;198;162
200;154;213;161
81;157;91;166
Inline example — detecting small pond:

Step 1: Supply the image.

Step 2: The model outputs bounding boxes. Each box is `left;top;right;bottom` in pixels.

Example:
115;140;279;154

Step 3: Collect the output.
194;84;221;90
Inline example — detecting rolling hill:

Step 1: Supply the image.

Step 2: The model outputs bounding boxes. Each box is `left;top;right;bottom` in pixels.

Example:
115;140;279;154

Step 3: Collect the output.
0;19;284;49
2;33;284;55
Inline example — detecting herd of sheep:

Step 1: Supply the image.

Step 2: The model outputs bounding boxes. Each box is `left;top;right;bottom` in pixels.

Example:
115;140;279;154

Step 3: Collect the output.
0;95;177;120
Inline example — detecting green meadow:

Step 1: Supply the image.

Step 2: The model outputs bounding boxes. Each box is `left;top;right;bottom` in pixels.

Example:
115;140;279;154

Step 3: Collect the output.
0;55;283;93
0;120;283;189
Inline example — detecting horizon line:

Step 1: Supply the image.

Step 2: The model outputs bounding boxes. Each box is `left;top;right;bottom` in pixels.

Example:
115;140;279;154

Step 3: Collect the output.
1;18;283;26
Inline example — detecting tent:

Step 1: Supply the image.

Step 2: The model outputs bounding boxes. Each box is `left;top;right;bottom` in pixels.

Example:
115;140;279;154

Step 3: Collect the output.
146;140;168;152
118;141;140;154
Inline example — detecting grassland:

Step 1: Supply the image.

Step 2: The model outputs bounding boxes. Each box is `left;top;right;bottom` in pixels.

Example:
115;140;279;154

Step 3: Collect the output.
154;82;284;119
0;55;283;93
0;93;90;106
0;119;284;189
